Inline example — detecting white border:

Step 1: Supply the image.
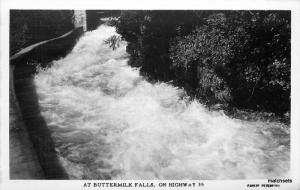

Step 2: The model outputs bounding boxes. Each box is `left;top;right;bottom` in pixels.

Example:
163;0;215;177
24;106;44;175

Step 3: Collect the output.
1;0;300;190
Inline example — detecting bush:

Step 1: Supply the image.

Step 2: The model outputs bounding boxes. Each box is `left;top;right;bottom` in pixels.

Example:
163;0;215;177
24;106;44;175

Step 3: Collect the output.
170;11;290;113
114;10;290;114
115;11;213;81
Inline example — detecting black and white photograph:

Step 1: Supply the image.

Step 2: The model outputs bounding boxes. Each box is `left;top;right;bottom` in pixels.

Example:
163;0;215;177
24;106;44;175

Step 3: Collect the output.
1;0;300;189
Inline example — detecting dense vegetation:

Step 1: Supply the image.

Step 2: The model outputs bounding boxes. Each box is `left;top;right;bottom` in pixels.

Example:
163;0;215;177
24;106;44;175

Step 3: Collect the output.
10;10;74;56
114;10;290;114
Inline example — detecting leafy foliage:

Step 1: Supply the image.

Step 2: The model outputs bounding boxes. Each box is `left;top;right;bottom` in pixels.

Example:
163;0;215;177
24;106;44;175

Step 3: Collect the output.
170;11;290;112
104;35;122;50
115;11;213;81
110;10;290;114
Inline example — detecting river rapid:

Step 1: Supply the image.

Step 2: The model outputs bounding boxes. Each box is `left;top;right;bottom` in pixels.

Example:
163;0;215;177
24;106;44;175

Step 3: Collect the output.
34;24;290;180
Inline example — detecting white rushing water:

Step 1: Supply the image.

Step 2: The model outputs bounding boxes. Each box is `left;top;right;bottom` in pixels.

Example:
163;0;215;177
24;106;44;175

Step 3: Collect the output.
34;24;290;180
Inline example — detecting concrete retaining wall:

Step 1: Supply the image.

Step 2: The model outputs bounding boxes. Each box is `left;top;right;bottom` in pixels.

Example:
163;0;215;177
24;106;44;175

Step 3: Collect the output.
10;27;83;179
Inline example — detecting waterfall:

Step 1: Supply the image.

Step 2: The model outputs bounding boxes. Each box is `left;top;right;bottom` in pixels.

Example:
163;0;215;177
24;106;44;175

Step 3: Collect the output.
34;24;290;180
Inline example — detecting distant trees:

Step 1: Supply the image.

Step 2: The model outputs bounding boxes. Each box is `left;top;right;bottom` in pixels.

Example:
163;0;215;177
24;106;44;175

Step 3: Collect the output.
10;10;74;55
114;10;290;114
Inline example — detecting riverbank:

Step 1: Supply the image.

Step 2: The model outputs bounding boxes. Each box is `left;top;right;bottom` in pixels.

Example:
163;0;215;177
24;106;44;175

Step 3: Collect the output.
9;65;45;179
9;27;83;179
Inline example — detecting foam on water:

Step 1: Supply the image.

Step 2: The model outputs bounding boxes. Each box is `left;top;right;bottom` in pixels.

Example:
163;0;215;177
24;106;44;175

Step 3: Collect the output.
34;25;290;180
